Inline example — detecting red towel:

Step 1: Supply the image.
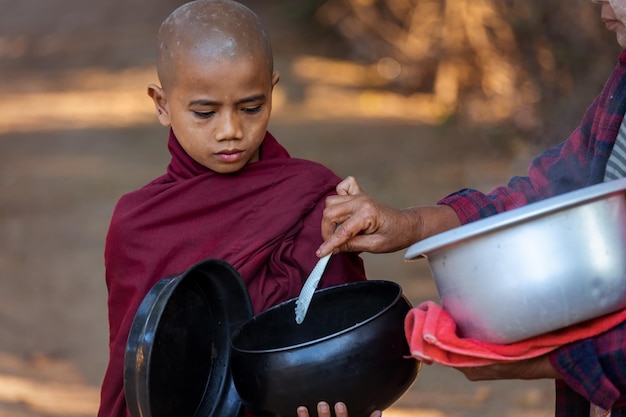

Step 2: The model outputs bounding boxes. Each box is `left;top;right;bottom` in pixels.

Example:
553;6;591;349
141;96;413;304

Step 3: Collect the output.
405;301;626;366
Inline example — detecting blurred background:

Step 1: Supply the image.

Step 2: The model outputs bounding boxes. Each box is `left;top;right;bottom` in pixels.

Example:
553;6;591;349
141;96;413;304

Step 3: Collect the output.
0;0;620;416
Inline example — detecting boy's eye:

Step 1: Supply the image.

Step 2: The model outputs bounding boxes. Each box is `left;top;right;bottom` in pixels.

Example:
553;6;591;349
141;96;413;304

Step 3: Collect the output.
193;111;214;119
243;105;262;114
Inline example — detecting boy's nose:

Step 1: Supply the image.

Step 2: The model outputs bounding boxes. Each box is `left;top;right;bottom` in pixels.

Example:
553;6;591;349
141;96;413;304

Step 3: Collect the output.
216;111;243;140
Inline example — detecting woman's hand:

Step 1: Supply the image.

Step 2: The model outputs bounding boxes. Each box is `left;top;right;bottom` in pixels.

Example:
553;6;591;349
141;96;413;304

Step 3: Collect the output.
455;355;561;381
296;401;381;417
316;176;460;257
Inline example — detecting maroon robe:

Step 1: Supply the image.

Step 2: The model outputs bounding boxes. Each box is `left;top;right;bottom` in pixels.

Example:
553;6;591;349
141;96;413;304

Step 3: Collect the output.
98;130;367;417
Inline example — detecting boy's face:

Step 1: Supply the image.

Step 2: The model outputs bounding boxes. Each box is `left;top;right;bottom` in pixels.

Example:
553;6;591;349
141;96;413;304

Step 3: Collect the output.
149;53;279;174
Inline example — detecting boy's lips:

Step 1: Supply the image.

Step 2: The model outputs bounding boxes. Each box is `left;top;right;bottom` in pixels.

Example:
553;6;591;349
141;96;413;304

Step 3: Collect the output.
215;149;244;163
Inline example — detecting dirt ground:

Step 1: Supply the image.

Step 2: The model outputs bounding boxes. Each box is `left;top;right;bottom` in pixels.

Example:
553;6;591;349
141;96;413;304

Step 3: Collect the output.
0;1;562;416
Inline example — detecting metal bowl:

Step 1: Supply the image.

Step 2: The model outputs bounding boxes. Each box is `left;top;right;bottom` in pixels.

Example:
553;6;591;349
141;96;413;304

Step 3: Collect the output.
404;178;626;344
230;280;421;417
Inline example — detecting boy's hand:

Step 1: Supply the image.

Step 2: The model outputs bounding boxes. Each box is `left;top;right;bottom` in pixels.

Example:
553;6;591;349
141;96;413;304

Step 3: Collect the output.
296;401;382;417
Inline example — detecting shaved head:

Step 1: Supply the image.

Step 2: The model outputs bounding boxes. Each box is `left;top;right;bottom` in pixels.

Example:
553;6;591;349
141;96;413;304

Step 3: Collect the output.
156;0;273;90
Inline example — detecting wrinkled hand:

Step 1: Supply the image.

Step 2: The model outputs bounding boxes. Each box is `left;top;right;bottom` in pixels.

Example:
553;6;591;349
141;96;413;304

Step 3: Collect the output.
316;176;460;257
296;401;381;417
455;355;561;381
316;176;418;256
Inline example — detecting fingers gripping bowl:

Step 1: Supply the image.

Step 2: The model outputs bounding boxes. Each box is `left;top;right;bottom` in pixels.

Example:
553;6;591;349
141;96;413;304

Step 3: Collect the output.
404;178;626;344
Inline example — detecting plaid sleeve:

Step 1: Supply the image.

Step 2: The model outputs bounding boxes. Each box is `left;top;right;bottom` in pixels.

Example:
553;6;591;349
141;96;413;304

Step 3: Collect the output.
439;56;626;224
437;126;596;224
438;51;626;411
554;379;591;417
439;52;626;224
549;320;626;410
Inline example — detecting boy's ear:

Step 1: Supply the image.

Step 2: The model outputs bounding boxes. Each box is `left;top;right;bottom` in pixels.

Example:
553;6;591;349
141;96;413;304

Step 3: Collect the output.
271;71;280;89
147;84;171;126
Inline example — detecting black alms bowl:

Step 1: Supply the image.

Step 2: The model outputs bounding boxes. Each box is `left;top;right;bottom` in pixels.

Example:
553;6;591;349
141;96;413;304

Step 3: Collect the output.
230;280;421;417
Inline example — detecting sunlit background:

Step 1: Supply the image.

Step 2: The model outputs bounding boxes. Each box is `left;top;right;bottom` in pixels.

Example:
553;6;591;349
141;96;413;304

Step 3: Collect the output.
0;0;620;416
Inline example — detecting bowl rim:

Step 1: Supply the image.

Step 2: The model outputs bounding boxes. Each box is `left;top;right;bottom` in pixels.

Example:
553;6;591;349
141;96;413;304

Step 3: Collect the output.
404;177;626;260
230;280;404;354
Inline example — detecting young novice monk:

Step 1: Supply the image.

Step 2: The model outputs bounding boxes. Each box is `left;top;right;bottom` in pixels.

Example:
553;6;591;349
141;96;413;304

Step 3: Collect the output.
97;1;370;417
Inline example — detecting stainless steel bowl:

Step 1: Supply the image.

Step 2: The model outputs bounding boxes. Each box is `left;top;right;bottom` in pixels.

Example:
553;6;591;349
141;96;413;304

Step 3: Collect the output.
404;178;626;344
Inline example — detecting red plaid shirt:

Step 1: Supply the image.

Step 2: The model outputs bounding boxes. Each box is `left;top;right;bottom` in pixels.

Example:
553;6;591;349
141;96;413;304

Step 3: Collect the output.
439;51;626;415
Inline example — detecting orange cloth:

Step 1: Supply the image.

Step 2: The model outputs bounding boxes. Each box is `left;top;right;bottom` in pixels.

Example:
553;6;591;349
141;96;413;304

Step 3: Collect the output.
405;301;626;367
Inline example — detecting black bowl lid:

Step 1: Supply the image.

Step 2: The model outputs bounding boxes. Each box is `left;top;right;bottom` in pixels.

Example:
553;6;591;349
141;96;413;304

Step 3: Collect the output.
124;258;253;417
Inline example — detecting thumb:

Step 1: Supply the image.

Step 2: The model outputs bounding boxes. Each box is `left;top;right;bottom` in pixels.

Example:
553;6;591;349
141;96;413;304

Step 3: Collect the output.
336;176;363;196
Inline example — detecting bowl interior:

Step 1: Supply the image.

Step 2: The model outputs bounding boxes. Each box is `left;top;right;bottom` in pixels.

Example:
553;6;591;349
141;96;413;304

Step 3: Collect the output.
232;280;401;352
